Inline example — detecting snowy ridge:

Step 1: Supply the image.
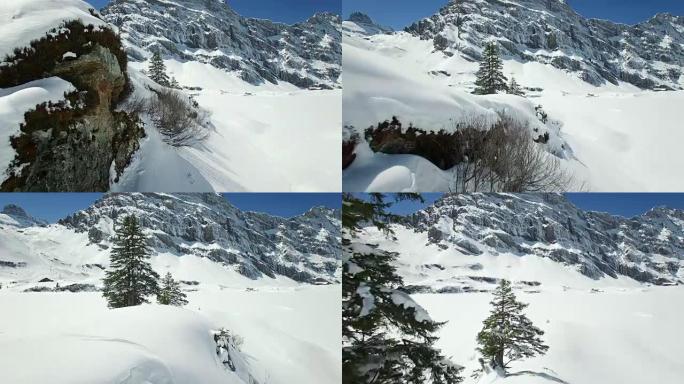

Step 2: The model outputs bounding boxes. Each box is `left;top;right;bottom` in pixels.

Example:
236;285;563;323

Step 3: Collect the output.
406;0;684;90
102;0;341;89
395;193;684;287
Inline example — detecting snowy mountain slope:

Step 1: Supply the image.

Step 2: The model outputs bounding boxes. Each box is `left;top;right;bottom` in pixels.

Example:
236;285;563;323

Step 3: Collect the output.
0;193;342;287
400;193;684;286
342;10;684;192
343;12;394;36
406;0;684;90
101;0;341;89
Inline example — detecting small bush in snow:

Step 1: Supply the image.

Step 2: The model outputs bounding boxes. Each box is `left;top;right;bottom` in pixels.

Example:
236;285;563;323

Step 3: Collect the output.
147;88;210;147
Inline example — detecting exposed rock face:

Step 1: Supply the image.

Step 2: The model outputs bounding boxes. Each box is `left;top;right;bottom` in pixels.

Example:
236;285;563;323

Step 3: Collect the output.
0;204;46;228
405;0;684;90
0;19;144;192
343;12;394;35
102;0;341;89
403;193;684;285
59;193;342;283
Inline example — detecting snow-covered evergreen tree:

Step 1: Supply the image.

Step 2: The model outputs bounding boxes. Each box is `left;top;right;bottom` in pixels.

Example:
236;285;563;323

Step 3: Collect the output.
149;51;170;86
476;279;548;372
102;215;159;308
157;272;188;306
507;76;525;96
342;193;463;384
473;42;508;95
170;76;181;89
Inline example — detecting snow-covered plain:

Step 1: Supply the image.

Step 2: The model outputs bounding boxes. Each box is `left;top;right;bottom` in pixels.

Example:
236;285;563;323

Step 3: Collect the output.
342;25;684;192
0;285;341;384
358;224;684;383
0;210;341;384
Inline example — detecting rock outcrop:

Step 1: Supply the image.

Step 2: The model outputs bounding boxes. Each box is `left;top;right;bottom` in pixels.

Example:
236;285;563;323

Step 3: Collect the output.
0;18;144;191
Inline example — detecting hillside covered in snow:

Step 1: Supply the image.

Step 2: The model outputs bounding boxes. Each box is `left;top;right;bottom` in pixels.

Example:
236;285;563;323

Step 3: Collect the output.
342;2;684;192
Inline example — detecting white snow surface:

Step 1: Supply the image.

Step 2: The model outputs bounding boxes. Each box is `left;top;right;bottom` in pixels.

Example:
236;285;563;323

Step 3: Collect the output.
0;0;106;60
113;61;341;192
0;285;340;384
343;28;684;192
0;77;75;184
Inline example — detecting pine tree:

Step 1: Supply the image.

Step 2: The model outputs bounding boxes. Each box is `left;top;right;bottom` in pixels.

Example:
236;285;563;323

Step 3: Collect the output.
476;280;548;372
157;272;188;306
148;51;170;86
473;42;508;95
102;215;159;308
507;76;525;96
170;77;180;89
342;193;463;384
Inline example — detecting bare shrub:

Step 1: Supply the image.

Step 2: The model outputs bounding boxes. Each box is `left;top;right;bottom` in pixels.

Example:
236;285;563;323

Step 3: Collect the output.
147;88;210;147
451;115;574;192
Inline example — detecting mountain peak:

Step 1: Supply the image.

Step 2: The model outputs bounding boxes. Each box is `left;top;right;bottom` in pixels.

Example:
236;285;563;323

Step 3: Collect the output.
2;204;28;218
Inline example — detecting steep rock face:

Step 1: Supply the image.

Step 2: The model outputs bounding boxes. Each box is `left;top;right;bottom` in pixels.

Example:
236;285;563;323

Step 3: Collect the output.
0;205;46;228
405;193;684;285
0;19;144;192
343;12;394;35
405;0;684;90
59;193;342;283
102;0;342;89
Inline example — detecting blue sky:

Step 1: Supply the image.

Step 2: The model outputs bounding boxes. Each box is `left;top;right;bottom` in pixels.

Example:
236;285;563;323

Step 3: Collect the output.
0;193;340;223
343;0;684;30
86;0;339;24
377;193;684;218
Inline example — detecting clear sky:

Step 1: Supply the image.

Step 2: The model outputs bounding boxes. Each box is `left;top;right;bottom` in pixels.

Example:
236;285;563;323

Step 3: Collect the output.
343;0;684;30
376;193;684;218
85;0;340;24
0;193;341;223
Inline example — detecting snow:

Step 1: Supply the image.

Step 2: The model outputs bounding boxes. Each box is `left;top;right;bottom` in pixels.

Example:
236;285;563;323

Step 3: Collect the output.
0;284;340;384
415;287;684;384
357;282;375;316
113;60;341;192
0;77;75;184
343;27;684;192
391;290;432;322
0;0;106;60
62;51;77;59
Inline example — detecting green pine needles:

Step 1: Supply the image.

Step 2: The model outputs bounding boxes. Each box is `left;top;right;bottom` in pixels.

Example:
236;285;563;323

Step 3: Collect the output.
102;215;160;308
476;279;549;372
473;42;508;95
149;51;170;87
342;193;463;384
157;272;188;306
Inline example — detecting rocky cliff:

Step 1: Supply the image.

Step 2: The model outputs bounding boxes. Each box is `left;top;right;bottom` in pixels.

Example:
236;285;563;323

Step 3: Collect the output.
58;193;342;283
403;193;684;285
102;0;342;89
404;0;684;90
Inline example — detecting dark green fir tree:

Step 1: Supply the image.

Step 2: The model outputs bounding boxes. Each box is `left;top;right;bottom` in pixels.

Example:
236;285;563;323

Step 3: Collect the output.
476;279;549;373
157;272;188;306
473;42;508;95
149;51;170;86
507;76;525;96
342;193;463;384
102;215;159;308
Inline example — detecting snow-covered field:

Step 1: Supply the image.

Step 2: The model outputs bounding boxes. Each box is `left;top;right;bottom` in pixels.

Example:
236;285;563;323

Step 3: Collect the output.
358;223;684;383
0;285;341;384
416;287;684;384
342;27;684;192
